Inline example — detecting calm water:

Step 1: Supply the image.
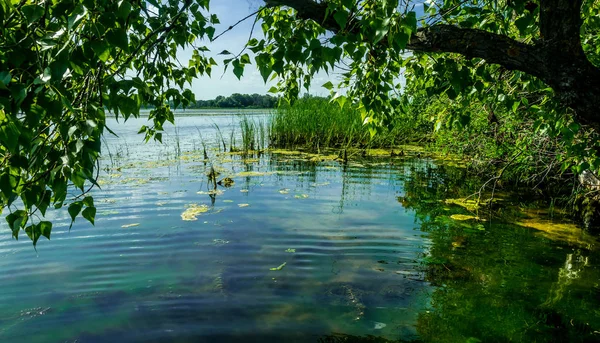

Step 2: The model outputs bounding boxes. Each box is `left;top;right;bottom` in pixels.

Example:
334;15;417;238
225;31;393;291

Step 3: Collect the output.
0;112;599;342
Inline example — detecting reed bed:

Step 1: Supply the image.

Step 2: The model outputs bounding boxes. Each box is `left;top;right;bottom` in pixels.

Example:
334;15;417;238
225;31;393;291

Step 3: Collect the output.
240;116;269;152
269;97;411;150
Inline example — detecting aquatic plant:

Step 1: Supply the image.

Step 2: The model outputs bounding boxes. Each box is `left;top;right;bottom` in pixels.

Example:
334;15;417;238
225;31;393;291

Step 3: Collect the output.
269;97;422;150
240;115;256;153
213;122;228;152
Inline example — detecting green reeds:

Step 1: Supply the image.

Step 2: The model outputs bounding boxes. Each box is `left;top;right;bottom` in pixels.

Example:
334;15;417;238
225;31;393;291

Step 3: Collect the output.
174;125;182;158
239;115;270;152
269;97;415;150
240;116;255;152
213;122;227;152
195;126;209;160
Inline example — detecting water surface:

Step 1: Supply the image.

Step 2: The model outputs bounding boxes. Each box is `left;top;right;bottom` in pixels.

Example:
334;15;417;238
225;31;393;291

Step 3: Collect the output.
0;113;598;342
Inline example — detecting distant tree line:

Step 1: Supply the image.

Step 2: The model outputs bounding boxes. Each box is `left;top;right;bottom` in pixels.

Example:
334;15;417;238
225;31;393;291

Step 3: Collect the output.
189;93;279;108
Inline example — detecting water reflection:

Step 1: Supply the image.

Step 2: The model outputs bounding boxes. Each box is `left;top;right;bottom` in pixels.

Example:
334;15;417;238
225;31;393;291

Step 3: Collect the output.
400;162;599;342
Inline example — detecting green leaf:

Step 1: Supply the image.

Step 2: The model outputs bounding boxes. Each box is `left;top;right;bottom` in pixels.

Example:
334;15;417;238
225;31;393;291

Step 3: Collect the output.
373;18;390;44
333;10;348;29
206;26;216;40
0;121;20;153
393;31;410;49
106;28;129;51
514;16;532;34
68;201;83;222
82;206;96;225
322;81;334;90
50;60;68;82
240;53;251;64
117;0;132;20
270;262;287;271
25;224;42;246
22;4;44;24
0;71;10;89
82;196;94;208
232;59;244;80
403;12;417;32
6;210;26;239
40;221;52;240
90;41;111;62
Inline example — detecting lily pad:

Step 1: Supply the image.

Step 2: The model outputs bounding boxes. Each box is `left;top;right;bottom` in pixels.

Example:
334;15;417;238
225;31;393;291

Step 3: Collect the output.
238;203;250;208
279;189;290;194
294;194;309;199
285;248;296;253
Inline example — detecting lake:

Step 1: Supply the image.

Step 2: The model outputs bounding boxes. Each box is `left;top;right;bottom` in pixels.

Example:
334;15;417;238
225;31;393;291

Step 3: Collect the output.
0;111;598;342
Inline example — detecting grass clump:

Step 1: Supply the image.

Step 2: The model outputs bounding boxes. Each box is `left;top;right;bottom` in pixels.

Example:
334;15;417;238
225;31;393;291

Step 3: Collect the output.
269;97;428;150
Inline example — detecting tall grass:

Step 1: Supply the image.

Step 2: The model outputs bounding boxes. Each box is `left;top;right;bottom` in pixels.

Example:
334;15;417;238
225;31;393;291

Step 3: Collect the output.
239;116;269;152
195;126;209;159
213;123;227;152
269;97;417;150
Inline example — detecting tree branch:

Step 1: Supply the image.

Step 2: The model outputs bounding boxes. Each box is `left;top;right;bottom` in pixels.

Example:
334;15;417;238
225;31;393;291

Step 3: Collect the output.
265;0;546;79
407;25;545;79
264;0;600;128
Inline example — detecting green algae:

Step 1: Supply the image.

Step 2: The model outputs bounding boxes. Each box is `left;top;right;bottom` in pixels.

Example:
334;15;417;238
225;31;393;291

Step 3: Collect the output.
181;204;209;221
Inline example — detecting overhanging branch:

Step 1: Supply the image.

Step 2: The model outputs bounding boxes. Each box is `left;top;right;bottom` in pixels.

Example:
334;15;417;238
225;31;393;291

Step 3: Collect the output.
407;25;544;79
264;0;546;81
263;0;600;127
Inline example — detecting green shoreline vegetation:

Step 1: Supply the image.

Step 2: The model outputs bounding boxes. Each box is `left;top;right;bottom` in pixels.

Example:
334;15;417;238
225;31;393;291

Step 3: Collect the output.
264;94;596;229
269;96;429;150
141;93;279;110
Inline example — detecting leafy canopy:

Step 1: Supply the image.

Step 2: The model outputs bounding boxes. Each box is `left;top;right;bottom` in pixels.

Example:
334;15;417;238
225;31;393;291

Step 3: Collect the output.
0;0;216;245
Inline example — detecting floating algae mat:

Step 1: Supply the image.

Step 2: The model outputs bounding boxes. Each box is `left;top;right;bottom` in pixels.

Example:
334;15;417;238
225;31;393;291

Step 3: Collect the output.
235;171;274;177
3;114;600;343
449;214;482;221
181;203;209;221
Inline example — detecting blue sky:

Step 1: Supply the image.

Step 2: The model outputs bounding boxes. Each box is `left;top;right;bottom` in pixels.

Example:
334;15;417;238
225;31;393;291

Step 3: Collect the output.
183;0;332;100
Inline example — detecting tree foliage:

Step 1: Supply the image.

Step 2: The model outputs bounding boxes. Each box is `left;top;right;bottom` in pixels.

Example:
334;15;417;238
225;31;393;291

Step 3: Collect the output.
190;93;278;108
0;0;216;245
